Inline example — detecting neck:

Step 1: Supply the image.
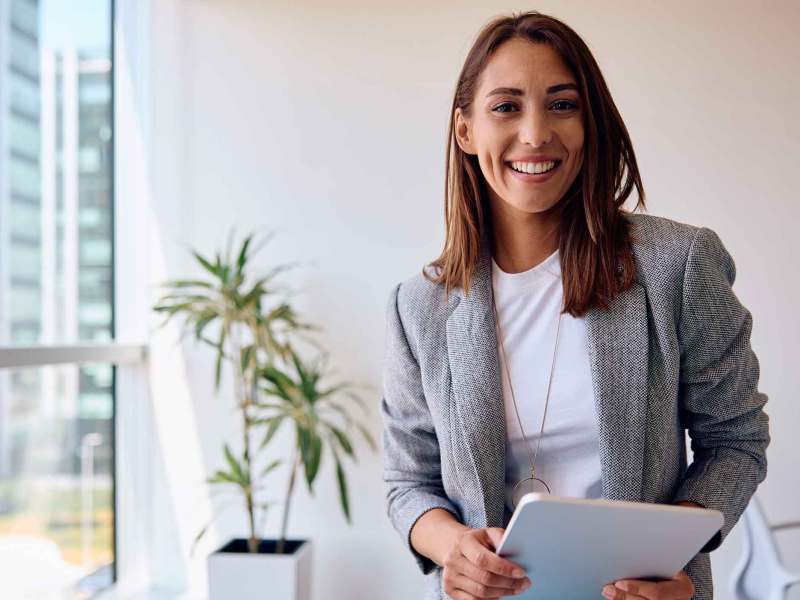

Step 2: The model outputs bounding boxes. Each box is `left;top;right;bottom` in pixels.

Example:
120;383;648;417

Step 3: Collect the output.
489;201;562;274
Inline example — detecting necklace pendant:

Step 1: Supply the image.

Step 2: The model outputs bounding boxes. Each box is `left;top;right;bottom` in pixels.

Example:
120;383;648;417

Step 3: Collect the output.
511;475;552;510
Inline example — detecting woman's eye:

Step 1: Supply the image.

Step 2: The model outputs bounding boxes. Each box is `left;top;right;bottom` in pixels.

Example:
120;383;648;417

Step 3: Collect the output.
551;100;578;112
491;100;578;114
491;102;517;113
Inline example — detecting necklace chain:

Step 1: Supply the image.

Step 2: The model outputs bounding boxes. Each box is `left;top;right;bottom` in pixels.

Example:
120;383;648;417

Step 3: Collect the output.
491;274;563;507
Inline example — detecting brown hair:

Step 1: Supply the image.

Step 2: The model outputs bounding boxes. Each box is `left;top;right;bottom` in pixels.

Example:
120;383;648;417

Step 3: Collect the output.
425;10;645;316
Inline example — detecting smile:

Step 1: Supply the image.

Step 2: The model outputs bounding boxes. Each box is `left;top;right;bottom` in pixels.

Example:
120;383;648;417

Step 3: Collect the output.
509;160;560;174
506;159;562;182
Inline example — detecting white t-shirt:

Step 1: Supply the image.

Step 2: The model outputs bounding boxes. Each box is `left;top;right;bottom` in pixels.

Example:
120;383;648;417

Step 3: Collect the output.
491;248;603;512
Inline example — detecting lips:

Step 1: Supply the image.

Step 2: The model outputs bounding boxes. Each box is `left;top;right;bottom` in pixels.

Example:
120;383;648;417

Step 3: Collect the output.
506;160;562;183
506;159;562;176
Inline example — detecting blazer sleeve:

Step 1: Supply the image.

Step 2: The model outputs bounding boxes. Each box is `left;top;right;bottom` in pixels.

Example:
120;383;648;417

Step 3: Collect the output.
671;226;770;553
380;282;462;575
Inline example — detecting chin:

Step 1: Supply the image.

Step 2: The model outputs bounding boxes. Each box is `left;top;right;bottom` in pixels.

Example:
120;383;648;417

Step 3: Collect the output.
510;196;562;215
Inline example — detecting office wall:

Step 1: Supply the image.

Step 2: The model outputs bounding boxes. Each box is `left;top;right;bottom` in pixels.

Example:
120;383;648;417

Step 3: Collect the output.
145;1;800;597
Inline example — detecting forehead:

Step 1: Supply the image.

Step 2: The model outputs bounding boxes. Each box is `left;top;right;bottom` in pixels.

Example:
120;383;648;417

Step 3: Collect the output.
477;38;575;92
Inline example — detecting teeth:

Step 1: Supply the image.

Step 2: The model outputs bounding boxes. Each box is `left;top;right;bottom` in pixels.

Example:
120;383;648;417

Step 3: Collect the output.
510;160;557;174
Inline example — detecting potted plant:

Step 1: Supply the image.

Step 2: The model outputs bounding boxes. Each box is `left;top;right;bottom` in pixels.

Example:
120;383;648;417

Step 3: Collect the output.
153;231;376;600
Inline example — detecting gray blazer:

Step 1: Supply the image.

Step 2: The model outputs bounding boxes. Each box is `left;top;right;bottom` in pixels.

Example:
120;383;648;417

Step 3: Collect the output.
380;213;770;600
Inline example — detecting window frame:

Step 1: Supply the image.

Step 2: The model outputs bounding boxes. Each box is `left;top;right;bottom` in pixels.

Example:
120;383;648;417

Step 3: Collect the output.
0;0;152;596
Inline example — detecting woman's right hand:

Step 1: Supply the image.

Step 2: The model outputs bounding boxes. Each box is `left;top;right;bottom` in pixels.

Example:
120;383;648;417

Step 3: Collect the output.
441;527;532;599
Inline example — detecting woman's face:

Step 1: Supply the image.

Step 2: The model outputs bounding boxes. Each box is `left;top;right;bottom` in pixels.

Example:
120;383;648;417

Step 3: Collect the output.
455;38;585;217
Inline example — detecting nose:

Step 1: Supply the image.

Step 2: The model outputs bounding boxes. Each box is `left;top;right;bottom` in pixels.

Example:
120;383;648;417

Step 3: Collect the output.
518;106;553;147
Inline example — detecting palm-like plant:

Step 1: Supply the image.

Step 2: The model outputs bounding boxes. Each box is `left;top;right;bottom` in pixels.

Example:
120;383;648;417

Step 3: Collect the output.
153;231;315;553
257;346;377;554
153;230;378;559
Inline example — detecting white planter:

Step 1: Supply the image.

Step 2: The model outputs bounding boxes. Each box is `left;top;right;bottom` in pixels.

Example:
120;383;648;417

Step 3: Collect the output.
207;538;313;600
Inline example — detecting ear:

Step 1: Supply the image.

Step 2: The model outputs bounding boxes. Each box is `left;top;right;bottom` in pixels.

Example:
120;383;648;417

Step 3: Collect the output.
454;107;477;155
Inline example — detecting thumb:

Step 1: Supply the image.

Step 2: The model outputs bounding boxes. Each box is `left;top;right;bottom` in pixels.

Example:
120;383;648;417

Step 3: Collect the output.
484;527;506;550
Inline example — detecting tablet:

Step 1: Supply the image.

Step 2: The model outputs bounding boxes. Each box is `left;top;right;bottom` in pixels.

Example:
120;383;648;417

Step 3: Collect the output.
495;493;723;598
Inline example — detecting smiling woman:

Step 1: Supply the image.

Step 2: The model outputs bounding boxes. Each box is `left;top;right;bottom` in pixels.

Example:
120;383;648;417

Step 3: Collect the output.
458;41;586;219
428;15;646;319
381;9;769;600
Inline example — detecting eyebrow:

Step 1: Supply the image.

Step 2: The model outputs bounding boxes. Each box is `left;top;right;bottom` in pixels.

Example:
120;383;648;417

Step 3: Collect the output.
486;83;578;97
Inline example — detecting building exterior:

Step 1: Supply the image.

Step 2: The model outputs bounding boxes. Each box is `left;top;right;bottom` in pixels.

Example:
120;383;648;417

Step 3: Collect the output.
0;0;114;585
0;0;43;477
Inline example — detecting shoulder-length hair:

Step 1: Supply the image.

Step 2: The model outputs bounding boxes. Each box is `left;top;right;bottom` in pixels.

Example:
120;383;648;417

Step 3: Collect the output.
425;10;645;317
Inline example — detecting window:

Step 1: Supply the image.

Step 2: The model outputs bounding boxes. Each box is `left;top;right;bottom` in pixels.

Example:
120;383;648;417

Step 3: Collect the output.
0;1;144;597
0;364;114;597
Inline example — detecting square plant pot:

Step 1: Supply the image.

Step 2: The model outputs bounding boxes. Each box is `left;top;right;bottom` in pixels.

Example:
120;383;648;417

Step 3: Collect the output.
207;538;313;600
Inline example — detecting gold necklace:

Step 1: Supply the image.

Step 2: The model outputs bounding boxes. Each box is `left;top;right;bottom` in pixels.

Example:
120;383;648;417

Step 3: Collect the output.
490;273;563;510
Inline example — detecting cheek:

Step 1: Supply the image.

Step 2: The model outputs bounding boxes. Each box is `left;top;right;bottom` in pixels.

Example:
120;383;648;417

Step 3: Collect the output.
568;124;585;160
474;123;509;175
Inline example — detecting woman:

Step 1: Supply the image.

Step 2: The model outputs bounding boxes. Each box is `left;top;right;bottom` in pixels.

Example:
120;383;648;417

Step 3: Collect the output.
380;11;769;600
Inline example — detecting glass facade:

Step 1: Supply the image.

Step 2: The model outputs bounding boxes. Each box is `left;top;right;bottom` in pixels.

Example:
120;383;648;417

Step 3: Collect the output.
0;0;115;596
1;0;113;348
0;364;114;599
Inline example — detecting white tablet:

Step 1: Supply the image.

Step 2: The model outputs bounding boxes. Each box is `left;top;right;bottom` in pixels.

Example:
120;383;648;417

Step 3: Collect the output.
495;493;723;598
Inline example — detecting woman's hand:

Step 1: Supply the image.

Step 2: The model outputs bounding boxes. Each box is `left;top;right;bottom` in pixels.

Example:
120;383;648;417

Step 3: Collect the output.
601;570;694;599
441;527;532;599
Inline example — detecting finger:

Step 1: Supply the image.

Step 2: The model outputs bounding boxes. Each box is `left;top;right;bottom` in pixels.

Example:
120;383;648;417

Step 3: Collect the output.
601;585;648;600
461;532;526;579
483;527;507;549
447;588;483;600
445;584;501;600
450;572;520;599
612;574;694;599
675;570;695;595
454;550;528;591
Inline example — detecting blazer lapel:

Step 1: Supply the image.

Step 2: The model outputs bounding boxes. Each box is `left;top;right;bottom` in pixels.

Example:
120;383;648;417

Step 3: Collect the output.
584;280;649;502
446;241;650;529
446;243;507;528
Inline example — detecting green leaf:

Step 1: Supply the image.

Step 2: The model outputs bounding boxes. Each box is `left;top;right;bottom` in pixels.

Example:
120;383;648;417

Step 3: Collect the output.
259;415;285;450
154;293;215;304
260;458;281;478
214;327;227;391
223;444;248;485
240;345;254;373
159;279;214;289
298;426;322;491
191;520;212;555
328;425;354;457
206;469;239;485
192;250;219;278
333;451;351;523
236;234;252;276
194;313;218;342
260;365;297;403
252;401;287;412
290;349;306;381
308;431;322;485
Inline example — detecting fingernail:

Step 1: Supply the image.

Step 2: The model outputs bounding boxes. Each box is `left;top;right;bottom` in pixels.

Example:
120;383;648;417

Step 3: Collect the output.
513;568;525;577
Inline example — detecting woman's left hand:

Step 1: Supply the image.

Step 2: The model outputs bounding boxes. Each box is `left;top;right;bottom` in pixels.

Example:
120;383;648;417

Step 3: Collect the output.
601;570;694;599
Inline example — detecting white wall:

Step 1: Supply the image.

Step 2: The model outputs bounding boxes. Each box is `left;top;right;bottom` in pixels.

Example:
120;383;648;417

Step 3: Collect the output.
143;1;800;598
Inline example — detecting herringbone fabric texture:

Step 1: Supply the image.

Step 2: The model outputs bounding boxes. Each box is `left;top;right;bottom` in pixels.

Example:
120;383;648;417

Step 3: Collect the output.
381;213;770;599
